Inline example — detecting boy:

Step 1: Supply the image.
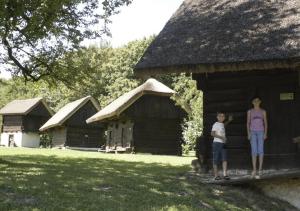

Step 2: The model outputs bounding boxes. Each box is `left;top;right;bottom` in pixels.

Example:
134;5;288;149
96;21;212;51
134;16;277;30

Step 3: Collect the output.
211;112;233;180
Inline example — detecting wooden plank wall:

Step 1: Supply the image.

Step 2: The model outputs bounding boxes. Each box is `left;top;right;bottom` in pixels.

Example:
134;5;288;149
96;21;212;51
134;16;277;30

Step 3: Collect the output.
125;95;186;119
193;70;300;169
124;95;185;155
2;115;23;132
107;120;133;148
64;100;104;147
28;102;52;117
23;116;49;132
133;118;182;155
65;101;101;128
52;127;67;147
66;127;105;147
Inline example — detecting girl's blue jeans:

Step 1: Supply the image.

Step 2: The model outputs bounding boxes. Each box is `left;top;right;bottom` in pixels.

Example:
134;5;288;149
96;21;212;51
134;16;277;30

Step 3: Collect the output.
250;131;264;156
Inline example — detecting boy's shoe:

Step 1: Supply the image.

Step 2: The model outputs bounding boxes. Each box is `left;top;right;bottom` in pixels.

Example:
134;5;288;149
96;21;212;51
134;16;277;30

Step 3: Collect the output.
223;175;230;180
214;176;222;180
251;171;256;179
255;175;261;179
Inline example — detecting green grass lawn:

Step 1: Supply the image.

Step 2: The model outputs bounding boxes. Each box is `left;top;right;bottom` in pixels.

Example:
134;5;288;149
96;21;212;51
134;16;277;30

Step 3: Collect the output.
0;148;296;211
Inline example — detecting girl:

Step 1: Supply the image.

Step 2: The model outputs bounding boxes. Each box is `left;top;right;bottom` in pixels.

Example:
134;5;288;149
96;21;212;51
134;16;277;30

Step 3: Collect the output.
247;96;268;179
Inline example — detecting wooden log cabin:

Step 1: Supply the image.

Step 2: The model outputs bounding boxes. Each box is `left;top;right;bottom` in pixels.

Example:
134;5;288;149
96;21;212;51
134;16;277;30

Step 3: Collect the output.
0;98;53;147
40;96;105;148
134;0;300;170
86;78;186;155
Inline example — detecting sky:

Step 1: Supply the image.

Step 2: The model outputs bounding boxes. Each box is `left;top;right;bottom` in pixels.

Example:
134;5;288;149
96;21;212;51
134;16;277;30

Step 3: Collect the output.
0;0;184;79
107;0;184;47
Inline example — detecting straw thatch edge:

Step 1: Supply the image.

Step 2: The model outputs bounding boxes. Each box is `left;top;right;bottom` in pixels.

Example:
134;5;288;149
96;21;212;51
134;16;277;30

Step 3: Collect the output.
135;58;300;77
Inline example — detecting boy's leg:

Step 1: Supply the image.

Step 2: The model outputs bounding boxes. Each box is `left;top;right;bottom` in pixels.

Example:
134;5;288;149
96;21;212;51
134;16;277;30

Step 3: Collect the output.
221;147;228;176
213;164;218;177
250;131;258;176
212;142;220;178
222;161;227;176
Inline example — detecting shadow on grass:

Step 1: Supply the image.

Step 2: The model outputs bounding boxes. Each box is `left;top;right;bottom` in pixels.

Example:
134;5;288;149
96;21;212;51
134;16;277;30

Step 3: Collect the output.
0;154;297;211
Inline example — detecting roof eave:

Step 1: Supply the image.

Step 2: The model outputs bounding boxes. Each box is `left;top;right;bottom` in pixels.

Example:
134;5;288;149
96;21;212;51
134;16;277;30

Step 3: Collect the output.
134;58;300;77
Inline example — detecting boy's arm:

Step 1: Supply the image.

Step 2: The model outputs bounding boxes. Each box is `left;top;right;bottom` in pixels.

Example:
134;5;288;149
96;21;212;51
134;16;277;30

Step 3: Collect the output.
211;131;225;141
224;115;233;126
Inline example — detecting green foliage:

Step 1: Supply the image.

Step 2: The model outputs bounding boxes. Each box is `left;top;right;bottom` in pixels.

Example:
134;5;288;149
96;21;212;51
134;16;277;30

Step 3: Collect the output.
39;133;52;148
0;0;132;80
0;37;203;153
171;74;203;154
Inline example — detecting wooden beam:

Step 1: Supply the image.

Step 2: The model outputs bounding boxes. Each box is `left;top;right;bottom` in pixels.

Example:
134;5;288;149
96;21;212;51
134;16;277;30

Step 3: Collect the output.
298;70;300;87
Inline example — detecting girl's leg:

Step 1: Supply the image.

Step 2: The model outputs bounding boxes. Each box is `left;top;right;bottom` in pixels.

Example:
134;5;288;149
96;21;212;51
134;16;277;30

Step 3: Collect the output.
259;155;263;174
257;131;264;174
250;131;258;176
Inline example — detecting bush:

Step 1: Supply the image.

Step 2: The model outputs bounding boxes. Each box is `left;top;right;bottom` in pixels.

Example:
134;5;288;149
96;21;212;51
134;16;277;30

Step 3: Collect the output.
40;133;52;148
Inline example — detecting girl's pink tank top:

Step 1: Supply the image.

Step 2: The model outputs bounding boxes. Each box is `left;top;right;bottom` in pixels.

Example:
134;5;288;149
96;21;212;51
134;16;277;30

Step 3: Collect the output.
249;109;264;131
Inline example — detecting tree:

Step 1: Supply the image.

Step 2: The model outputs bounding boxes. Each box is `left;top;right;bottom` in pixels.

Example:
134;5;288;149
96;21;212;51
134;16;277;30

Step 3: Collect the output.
172;74;203;153
0;0;131;81
0;37;203;153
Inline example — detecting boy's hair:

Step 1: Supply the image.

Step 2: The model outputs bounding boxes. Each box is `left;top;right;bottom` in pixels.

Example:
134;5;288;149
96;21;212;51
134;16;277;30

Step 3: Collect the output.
216;111;225;116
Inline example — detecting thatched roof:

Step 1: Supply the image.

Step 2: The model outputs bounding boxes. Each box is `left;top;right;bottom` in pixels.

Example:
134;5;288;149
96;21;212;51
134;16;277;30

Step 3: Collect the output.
135;0;300;76
0;98;53;115
40;96;100;131
86;78;175;123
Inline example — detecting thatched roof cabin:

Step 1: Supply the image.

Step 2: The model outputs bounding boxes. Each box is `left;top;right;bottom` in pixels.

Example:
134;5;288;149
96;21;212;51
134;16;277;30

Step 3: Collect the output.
135;0;300;76
0;98;53;147
134;0;300;170
0;98;53;116
40;96;105;148
87;79;186;155
86;78;175;123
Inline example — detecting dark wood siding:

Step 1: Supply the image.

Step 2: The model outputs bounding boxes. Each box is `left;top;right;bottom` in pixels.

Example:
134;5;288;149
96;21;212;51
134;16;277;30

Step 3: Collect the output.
64;100;104;147
194;70;300;169
125;95;186;119
123;95;185;155
23;116;49;132
133;118;182;155
2;115;23;132
65;101;100;128
66;127;105;147
27;102;52;117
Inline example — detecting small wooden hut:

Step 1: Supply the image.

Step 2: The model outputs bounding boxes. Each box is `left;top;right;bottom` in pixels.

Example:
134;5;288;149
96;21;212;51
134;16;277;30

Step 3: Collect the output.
86;78;186;155
0;98;53;147
40;96;104;148
134;0;300;170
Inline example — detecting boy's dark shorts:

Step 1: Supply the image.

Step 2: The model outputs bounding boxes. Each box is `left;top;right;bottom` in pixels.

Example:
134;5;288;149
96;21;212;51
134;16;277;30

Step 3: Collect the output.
212;142;227;165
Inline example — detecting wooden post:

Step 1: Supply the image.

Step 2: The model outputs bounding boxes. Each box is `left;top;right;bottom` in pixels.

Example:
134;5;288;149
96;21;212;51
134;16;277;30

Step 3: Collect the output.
298;70;300;87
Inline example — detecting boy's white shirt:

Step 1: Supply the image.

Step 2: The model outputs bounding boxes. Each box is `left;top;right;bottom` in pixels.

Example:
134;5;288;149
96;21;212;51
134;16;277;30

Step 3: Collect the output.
212;122;226;143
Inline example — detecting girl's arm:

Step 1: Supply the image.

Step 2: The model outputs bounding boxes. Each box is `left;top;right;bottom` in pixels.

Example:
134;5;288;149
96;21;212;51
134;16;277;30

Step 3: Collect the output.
263;110;268;139
247;110;251;140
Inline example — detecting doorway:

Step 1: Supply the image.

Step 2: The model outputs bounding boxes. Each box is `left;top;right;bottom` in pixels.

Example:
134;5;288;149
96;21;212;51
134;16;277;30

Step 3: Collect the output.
8;134;15;147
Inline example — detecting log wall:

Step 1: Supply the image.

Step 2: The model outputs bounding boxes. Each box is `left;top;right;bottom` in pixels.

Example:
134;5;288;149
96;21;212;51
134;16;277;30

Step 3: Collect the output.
193;69;300;169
